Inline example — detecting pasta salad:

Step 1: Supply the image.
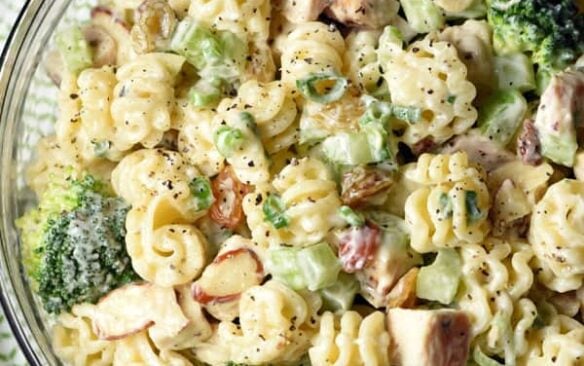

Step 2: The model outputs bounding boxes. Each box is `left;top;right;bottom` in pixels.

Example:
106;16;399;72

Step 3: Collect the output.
16;0;584;365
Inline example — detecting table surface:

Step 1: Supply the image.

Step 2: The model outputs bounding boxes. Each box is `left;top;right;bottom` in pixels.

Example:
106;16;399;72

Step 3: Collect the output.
1;0;31;364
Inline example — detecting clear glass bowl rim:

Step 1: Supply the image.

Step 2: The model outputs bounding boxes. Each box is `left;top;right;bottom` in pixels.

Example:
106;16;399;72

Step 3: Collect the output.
0;1;74;365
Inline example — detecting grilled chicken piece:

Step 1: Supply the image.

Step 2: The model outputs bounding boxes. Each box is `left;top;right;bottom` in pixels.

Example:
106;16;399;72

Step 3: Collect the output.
326;0;399;29
517;119;542;166
442;132;514;172
533;69;584;167
387;308;472;366
277;0;329;23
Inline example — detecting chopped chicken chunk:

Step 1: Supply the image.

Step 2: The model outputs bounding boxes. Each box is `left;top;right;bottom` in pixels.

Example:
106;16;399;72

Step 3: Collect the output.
387;308;472;366
442;132;514;172
326;0;399;29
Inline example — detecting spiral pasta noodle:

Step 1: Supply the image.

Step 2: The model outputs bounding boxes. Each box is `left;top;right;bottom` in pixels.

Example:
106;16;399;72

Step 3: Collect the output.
111;149;199;208
112;331;193;366
218;80;299;154
52;304;116;366
194;280;317;365
404;152;490;252
529;179;584;292
110;53;185;151
309;311;390;366
125;193;208;287
380;34;477;145
212;108;270;185
455;239;536;362
244;158;342;248
518;314;584;365
175;101;225;177
279;22;346;90
343;30;384;94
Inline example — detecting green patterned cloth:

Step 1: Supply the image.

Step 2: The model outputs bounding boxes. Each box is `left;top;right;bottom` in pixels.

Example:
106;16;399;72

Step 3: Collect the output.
1;1;33;364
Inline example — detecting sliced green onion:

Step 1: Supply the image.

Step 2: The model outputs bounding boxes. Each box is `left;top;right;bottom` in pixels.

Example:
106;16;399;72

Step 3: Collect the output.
93;140;111;157
296;72;348;104
447;95;457;104
319;272;359;311
297;242;341;291
188;78;224;107
473;346;504;366
239;111;257;132
360;98;421;126
267;247;306;289
438;192;453;220
338;206;365;227
170;19;247;81
262;194;289;229
362;123;391;162
416;248;461;305
189;177;214;211
465;190;483;223
391;104;422;124
214;126;244;157
55;26;92;74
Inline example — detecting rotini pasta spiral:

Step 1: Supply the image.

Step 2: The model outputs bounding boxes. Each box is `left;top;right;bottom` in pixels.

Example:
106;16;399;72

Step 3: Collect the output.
110;53;185;151
194;280;317;365
212;108;270;185
380;34;477;145
52;304;116;366
279;22;345;90
125;194;208;286
218;80;299;154
404;153;490;252
111;148;199;208
404;151;483;186
244;158;342;248
78;66;119;156
343;30;384;94
529;179;584;292
175;101;225;176
309;311;390;366
113;331;193;366
455;239;536;362
518;314;584;365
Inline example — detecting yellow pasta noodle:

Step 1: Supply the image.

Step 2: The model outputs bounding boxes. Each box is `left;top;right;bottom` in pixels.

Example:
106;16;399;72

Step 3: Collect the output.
279;21;345;90
243;158;342;248
309;311;390;366
175;100;225;176
455;239;536;362
125;194;208;286
529;179;584;292
404;152;490;252
212;108;270;185
343;30;384;94
380;33;477;145
110;53;185;151
217;80;299;154
194;280;317;365
52;304;116;366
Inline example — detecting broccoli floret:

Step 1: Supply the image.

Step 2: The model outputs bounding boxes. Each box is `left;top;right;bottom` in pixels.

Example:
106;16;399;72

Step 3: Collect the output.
488;0;584;86
16;174;137;314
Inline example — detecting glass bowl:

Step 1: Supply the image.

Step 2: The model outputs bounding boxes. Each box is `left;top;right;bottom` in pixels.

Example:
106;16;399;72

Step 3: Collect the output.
0;1;98;364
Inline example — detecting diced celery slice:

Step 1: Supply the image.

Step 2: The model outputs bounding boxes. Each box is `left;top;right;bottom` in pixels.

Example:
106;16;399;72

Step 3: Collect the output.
416;248;462;304
494;53;536;92
478;89;527;146
55;26;92;74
